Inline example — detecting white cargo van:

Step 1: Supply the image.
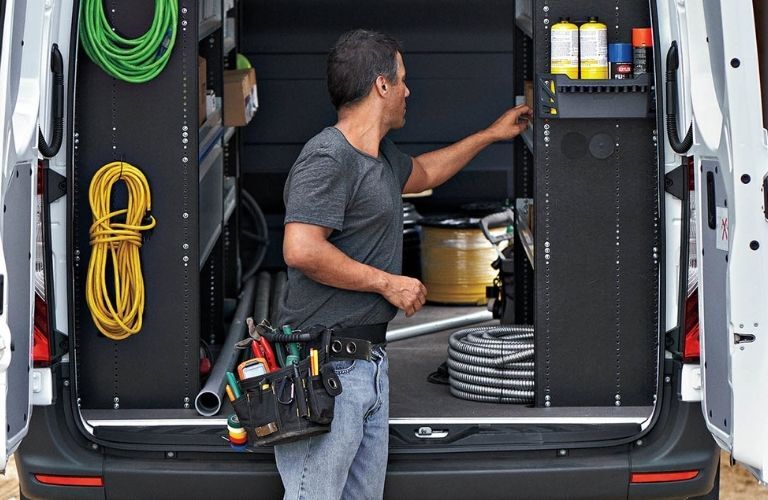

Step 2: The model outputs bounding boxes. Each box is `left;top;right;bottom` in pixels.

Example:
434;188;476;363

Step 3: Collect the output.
2;0;766;498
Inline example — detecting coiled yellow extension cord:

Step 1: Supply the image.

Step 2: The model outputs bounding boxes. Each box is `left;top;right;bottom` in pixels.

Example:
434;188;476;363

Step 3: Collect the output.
86;161;156;340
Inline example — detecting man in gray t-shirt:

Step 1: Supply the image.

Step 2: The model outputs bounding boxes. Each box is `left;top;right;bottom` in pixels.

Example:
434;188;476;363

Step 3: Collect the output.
275;29;531;500
279;130;414;330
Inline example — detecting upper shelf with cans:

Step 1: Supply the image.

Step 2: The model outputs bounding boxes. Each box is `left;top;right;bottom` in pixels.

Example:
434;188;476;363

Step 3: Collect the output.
540;18;655;119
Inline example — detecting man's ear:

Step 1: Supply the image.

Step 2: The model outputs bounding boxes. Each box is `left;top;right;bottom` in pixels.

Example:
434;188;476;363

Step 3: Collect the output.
374;75;388;97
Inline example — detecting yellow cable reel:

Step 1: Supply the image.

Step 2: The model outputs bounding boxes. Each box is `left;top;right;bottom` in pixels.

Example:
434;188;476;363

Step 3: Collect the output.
420;217;506;305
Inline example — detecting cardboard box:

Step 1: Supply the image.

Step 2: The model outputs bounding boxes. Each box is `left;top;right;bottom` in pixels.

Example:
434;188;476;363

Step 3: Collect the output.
223;68;257;126
198;56;207;126
524;80;534;109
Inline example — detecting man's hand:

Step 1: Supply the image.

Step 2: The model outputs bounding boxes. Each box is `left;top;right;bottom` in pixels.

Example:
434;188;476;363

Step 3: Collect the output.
484;104;533;142
379;274;427;317
404;104;533;194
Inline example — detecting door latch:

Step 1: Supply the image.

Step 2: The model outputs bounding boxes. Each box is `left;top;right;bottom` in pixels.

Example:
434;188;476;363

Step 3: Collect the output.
415;426;449;439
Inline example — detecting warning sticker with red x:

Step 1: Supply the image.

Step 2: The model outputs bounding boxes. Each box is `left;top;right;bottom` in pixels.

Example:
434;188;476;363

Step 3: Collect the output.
716;207;729;251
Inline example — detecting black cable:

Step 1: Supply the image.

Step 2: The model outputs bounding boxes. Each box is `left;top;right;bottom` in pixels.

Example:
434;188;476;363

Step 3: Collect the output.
240;189;269;282
666;41;693;154
241;229;269;244
38;45;64;158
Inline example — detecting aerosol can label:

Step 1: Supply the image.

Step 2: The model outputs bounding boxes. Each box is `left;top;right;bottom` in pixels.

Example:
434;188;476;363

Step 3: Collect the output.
550;20;579;79
580;20;608;79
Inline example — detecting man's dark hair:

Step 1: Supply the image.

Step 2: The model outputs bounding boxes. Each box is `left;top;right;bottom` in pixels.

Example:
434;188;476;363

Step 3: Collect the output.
327;29;402;110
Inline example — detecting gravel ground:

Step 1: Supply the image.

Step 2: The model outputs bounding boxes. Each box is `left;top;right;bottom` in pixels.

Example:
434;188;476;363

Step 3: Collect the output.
2;452;767;498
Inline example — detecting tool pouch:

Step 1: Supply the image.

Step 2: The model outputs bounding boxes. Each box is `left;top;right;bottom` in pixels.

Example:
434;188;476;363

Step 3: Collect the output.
232;325;342;447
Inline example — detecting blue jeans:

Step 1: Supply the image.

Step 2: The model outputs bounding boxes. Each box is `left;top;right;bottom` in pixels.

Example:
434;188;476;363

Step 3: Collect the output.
275;346;389;500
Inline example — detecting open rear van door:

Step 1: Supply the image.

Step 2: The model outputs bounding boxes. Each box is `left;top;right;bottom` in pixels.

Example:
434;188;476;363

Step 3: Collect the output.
0;0;46;471
660;0;768;482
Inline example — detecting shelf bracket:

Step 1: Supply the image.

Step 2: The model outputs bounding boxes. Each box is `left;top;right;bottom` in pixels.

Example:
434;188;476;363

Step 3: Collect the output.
664;163;686;200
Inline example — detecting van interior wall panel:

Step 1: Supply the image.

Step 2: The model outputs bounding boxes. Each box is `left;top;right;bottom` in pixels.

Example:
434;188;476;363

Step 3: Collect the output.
72;0;200;409
239;0;517;250
533;2;659;407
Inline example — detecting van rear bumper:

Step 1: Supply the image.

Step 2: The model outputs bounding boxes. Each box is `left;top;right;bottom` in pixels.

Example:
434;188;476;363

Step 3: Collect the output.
383;386;719;500
18;374;717;499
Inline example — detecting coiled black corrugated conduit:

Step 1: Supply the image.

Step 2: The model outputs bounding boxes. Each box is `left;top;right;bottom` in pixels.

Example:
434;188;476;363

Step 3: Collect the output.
448;325;535;404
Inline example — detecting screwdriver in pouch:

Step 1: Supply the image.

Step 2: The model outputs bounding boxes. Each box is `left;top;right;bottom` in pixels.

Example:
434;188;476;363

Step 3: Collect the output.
282;325;301;365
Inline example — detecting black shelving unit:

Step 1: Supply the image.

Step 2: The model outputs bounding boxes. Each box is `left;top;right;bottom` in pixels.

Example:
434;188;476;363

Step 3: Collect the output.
514;0;533;39
73;0;241;410
514;1;661;408
222;0;241;298
513;13;534;326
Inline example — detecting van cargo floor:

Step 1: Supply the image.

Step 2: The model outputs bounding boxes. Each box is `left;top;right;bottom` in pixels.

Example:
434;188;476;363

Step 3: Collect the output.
387;306;653;422
81;306;653;430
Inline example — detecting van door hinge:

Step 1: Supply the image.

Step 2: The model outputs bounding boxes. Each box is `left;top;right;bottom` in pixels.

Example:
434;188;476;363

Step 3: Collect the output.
665;326;680;354
664;164;685;200
46;167;67;203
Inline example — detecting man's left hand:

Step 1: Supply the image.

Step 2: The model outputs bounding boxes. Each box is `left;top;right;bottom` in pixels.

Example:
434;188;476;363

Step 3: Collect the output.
484;104;533;142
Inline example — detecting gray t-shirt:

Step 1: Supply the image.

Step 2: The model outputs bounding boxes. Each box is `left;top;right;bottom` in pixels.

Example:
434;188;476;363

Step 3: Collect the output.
277;127;413;330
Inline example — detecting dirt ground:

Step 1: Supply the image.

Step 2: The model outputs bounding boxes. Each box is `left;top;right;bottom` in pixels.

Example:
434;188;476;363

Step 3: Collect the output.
720;451;768;500
1;451;766;498
0;457;17;500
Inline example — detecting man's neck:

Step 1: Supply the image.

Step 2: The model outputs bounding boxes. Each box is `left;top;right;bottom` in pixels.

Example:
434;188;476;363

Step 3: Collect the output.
335;104;389;157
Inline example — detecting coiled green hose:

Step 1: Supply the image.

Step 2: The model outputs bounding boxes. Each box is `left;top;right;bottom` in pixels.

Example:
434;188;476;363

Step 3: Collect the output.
80;0;178;83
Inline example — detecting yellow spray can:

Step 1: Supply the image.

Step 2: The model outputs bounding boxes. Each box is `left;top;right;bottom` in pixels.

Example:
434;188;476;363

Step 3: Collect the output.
579;17;608;79
550;18;579;79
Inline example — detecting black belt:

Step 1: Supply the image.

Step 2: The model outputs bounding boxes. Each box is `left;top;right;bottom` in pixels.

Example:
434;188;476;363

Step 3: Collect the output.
329;323;387;361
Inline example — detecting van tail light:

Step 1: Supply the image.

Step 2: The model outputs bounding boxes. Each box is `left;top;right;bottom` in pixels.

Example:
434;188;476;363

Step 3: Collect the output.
631;470;699;483
37;161;45;195
35;474;104;487
682;156;700;363
688;156;695;191
682;288;700;363
34;161;52;367
33;292;51;367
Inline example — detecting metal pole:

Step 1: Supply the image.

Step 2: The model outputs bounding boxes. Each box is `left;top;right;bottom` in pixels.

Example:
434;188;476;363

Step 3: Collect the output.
195;276;257;417
386;310;494;342
253;271;272;323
